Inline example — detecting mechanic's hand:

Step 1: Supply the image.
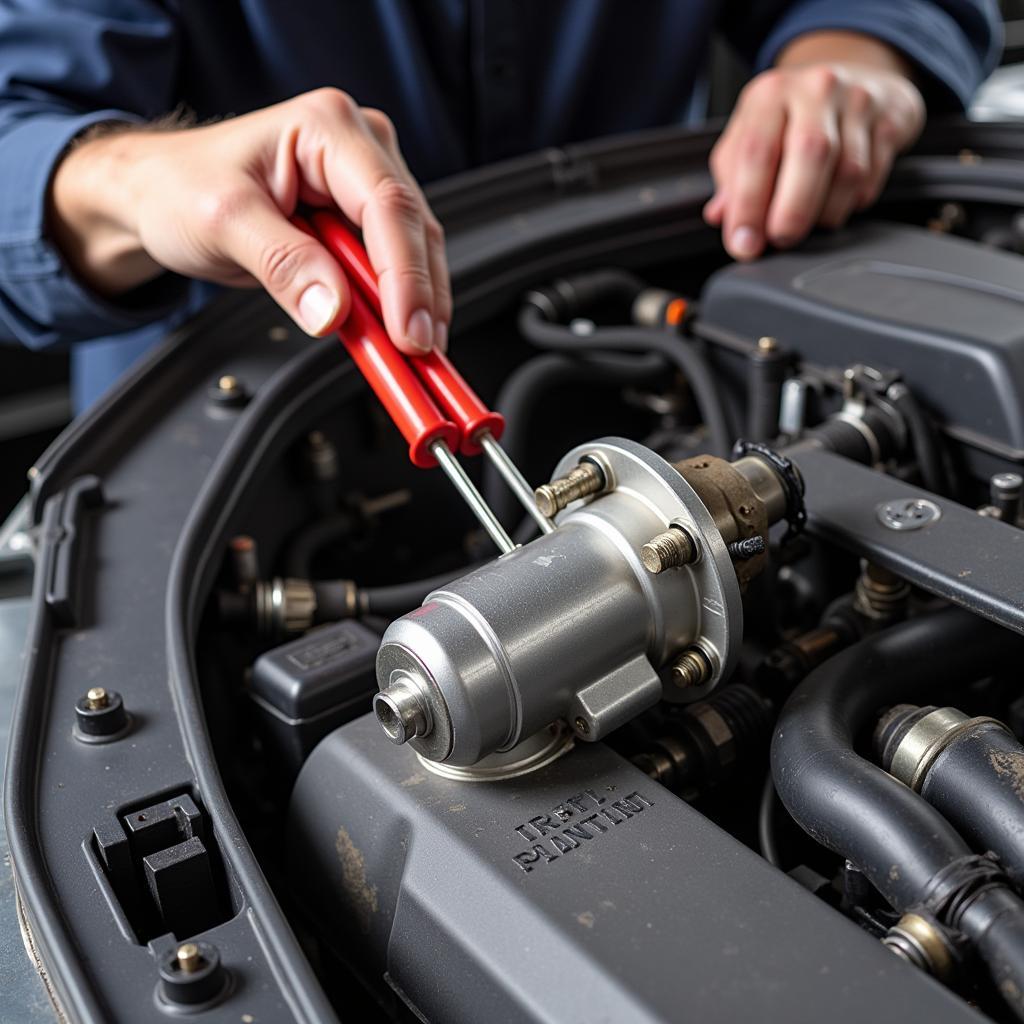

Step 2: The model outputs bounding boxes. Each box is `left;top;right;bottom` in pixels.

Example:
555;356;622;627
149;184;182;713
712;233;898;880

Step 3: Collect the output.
703;61;925;262
50;89;450;352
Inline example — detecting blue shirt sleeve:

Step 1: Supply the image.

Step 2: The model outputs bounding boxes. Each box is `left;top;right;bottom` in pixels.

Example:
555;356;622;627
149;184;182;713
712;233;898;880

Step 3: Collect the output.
722;0;1002;112
0;2;187;350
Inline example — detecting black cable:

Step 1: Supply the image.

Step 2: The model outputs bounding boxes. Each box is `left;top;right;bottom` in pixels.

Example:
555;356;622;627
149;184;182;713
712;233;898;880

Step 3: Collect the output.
283;512;358;578
518;305;732;457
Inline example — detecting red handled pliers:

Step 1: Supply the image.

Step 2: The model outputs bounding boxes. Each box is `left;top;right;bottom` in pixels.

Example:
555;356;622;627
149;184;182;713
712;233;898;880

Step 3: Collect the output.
299;210;554;552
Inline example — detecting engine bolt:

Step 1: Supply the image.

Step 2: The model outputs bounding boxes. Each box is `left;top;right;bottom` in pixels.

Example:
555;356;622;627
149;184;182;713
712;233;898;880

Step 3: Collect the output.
176;943;203;975
641;526;698;573
757;336;779;353
534;461;604;518
670;647;712;689
84;687;109;711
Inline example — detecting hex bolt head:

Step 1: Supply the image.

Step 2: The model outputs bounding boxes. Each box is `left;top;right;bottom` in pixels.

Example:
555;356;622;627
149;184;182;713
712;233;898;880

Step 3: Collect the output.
534;461;605;518
670;647;712;689
641;525;698;573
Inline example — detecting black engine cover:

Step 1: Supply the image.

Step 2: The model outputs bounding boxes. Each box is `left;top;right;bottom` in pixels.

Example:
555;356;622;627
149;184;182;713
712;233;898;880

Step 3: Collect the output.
701;222;1024;476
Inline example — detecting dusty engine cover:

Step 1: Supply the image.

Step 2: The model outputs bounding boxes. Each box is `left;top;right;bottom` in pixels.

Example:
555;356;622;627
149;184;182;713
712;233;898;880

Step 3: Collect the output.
287;715;981;1024
701;222;1024;476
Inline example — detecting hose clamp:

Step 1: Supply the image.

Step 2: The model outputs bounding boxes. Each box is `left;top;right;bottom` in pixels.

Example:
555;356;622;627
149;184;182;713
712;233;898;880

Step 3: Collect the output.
889;707;1011;792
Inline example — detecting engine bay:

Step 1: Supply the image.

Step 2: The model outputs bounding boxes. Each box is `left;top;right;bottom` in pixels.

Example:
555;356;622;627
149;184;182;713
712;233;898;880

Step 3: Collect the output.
10;122;1024;1023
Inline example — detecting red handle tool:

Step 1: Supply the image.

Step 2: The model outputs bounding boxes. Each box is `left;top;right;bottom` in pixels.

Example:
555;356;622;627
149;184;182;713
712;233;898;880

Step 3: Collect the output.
293;214;455;468
311;211;505;457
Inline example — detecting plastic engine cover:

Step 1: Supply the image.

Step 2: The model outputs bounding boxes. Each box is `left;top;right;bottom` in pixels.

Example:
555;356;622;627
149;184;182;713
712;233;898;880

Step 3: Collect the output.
287;714;983;1024
701;222;1024;471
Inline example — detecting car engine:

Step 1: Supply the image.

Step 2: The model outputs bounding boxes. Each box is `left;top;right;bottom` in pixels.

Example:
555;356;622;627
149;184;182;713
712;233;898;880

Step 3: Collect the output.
8;121;1024;1024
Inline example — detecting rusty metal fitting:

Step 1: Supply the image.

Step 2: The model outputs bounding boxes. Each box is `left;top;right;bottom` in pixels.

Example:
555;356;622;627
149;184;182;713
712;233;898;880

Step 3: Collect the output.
853;561;910;625
534;460;605;518
641;525;698;574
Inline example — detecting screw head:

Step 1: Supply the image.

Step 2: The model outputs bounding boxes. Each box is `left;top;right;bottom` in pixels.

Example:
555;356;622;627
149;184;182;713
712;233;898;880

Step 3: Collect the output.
757;336;779;353
209;374;248;408
85;687;109;710
877;498;942;532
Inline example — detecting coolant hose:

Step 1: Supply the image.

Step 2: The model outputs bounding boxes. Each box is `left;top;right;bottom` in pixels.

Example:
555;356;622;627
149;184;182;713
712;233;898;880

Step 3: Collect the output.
771;608;1024;1019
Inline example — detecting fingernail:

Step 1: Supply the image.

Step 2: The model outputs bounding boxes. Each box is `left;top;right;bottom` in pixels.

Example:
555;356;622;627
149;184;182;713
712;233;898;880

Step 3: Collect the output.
405;308;433;352
433;320;448;354
297;283;339;335
730;226;761;259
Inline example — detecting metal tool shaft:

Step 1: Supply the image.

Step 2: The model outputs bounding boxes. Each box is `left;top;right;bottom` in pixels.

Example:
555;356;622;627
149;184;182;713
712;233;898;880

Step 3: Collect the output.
479;434;555;535
431;440;516;554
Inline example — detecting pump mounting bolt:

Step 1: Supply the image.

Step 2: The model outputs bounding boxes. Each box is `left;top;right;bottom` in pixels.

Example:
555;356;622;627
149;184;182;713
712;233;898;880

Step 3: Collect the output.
534;461;605;518
84;687;109;711
641;525;698;573
670;647;712;689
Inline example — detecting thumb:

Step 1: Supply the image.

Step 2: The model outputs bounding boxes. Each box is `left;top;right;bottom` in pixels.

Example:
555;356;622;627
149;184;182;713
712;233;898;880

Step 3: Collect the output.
222;195;351;336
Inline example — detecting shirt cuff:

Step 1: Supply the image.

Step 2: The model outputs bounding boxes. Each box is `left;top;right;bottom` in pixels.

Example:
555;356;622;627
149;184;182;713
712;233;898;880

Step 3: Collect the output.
754;0;1001;112
0;109;189;349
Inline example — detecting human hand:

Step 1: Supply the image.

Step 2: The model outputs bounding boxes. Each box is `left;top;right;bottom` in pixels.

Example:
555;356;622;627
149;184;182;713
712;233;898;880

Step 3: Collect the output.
704;55;925;261
50;89;450;352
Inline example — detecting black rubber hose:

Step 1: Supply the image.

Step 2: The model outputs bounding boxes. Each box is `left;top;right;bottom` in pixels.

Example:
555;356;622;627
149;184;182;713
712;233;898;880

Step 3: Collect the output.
878;709;1024;891
887;384;950;496
772;609;1024;1018
284;512;358;578
314;566;475;621
484;350;665;523
518;306;732;457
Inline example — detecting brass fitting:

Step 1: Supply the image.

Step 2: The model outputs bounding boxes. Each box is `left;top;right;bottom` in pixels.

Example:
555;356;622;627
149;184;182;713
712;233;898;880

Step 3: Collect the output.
84;687;109;711
882;913;956;981
176;942;203;975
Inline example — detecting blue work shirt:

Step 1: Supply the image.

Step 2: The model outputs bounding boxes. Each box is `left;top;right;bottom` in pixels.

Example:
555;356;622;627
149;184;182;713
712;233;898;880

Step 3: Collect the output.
0;1;1001;410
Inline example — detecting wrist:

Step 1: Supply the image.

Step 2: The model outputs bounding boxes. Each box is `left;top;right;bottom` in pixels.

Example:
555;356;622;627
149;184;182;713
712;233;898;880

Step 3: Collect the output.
49;128;164;295
776;30;915;82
